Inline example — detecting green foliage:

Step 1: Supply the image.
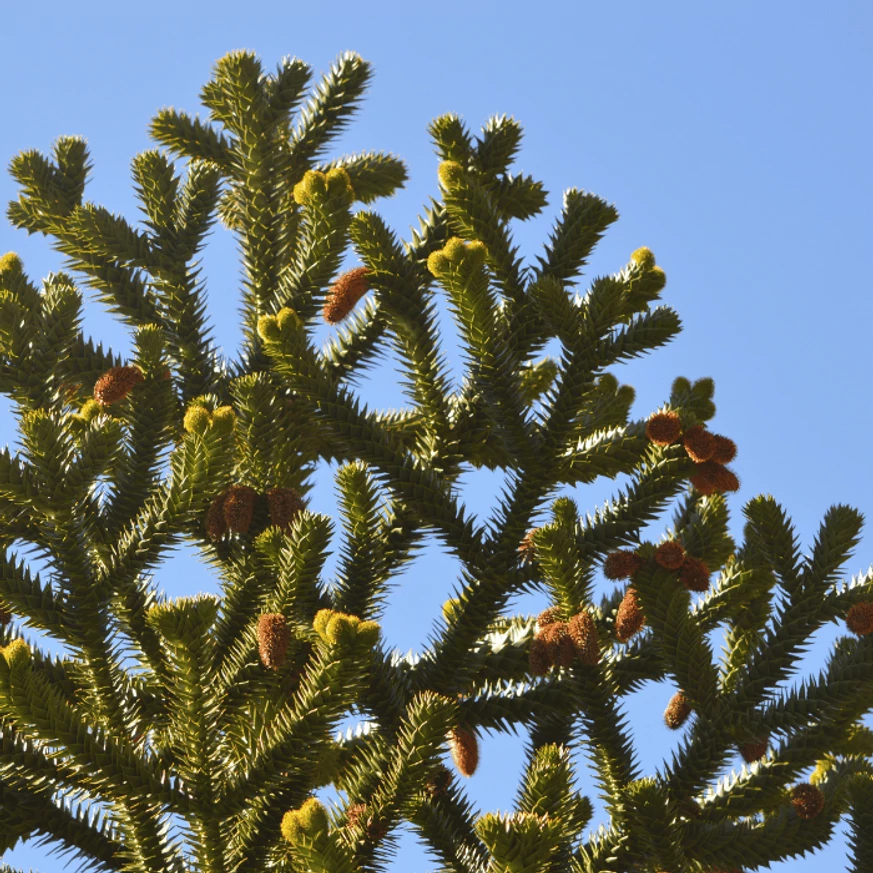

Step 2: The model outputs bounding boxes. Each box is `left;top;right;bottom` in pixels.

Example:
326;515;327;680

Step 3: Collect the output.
0;48;870;873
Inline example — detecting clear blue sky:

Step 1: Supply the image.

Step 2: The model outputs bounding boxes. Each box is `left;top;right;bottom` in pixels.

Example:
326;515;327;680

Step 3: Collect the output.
2;1;871;871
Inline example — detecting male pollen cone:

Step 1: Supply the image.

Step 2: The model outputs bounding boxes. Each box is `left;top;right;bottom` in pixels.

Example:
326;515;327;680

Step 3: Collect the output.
267;487;306;531
258;613;290;670
683;425;716;463
539;622;576;668
655;540;686;570
567;611;600;665
223;485;258;533
690;462;740;495
646;410;682;445
603;549;643;580
846;602;873;636
664;692;693;729
529;635;551;676
206;491;229;541
93;366;144;406
0;603;10;626
739;738;769;763
615;588;645;642
448;726;479;777
791;783;825;820
680;556;711;592
323;266;370;324
710;433;737;465
537;606;562;627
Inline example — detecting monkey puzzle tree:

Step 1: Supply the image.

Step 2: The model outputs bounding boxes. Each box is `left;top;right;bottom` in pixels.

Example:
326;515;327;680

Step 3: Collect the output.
0;49;872;873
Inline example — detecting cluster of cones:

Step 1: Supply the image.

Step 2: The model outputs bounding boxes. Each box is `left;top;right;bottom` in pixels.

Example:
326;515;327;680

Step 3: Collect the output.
529;606;600;676
646;411;739;496
205;485;305;541
601;539;711;649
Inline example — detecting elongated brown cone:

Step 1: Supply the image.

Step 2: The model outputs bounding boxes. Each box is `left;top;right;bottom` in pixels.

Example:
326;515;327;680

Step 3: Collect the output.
258;613;290;670
529;635;551;676
0;602;10;626
223;485;258;534
655;540;686;570
567;611;600;665
710;433;737;465
615;588;645;642
267;487;306;531
603;549;643;580
791;783;825;819
206;491;229;541
425;764;453;798
680;556;710;592
448;726;479;777
682;424;715;463
539;622;576;668
646;411;682;445
739;737;768;763
846;602;873;636
664;692;693;729
323;266;370;324
518;528;538;563
93;365;144;406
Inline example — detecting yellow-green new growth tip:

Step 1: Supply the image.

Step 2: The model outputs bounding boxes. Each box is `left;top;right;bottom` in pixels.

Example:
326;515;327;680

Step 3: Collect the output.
211;406;236;434
313;608;335;642
466;240;488;269
183;405;213;436
77;399;102;424
280;798;329;844
277;307;303;332
356;620;380;649
443;237;466;261
257;314;280;343
437;160;465;189
442;598;461;620
630;247;656;270
325;167;355;205
3;639;31;668
427;250;450;277
326;612;359;646
0;252;22;280
293;170;328;206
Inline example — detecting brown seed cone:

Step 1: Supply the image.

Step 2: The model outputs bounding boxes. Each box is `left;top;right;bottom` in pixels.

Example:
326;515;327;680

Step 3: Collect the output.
536;606;562;627
680;556;711;592
346;802;367;829
603;550;643;580
846;602;873;636
690;462;740;494
791;783;825;820
683;425;716;463
646;411;682;446
93;365;144;406
205;491;229;541
529;635;552;676
223;485;258;534
266;487;306;531
710;433;737;465
615;588;645;642
448;726;479;777
655;540;686;570
0;602;10;626
567;611;600;665
425;764;453;798
518;528;538;563
323;266;370;324
664;692;693;730
739;737;768;763
257;613;290;670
